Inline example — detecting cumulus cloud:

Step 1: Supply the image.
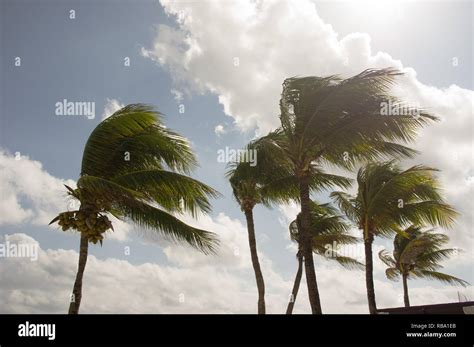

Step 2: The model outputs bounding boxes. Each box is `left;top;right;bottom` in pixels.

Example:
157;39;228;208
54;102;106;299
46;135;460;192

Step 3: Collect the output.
142;1;405;135
142;0;472;165
1;233;470;314
0;150;76;226
0;233;288;313
214;124;227;137
162;212;251;268
102;98;125;120
170;89;184;103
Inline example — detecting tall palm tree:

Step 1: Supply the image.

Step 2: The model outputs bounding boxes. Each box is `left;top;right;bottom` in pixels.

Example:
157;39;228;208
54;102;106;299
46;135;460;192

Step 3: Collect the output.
263;68;436;313
227;139;352;314
50;104;220;314
286;202;362;314
379;226;468;307
225;141;300;314
331;161;458;313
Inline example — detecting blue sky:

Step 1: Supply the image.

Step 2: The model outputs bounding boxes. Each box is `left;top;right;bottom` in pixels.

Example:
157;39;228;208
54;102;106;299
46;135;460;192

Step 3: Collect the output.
0;0;472;313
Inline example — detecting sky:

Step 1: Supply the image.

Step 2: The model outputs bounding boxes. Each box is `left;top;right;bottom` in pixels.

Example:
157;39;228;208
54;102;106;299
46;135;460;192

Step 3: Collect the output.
0;0;473;313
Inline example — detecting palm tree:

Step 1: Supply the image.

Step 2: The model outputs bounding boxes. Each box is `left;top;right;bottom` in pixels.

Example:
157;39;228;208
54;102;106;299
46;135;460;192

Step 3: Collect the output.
225;141;299;314
50;104;220;314
286;202;362;314
227;138;352;314
331;161;458;313
262;68;436;313
379;226;468;307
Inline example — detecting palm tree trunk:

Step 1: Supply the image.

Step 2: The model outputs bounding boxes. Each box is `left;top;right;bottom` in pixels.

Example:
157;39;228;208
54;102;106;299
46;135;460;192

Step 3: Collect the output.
299;176;323;314
244;208;266;314
286;251;303;314
402;273;410;307
364;233;377;314
68;232;89;314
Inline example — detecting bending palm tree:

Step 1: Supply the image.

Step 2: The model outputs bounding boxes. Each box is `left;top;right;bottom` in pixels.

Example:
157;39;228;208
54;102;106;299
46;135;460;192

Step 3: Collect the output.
331;161;457;313
226;140;299;314
227;138;352;313
286;202;362;314
50;104;220;314
263;68;436;313
379;226;467;307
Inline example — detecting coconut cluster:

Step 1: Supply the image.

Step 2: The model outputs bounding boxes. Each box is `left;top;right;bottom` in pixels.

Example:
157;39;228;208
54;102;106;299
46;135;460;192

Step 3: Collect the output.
57;210;112;244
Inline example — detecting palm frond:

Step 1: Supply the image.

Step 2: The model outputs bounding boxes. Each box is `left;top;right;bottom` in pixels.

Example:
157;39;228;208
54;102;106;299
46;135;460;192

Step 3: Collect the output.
386;267;401;281
417;248;460;264
77;175;146;206
118;201;219;255
378;249;396;267
81;104;197;178
416;270;469;286
321;251;364;270
330;191;359;223
113;169;220;216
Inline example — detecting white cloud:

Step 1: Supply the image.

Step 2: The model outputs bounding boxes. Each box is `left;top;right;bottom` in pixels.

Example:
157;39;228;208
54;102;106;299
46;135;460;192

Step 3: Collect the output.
102;98;125;120
278;202;299;229
0;233;290;313
0;150;76;226
105;216;132;242
143;0;471;139
142;1;383;134
170;89;184;103
2;233;470;314
214;124;227;137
